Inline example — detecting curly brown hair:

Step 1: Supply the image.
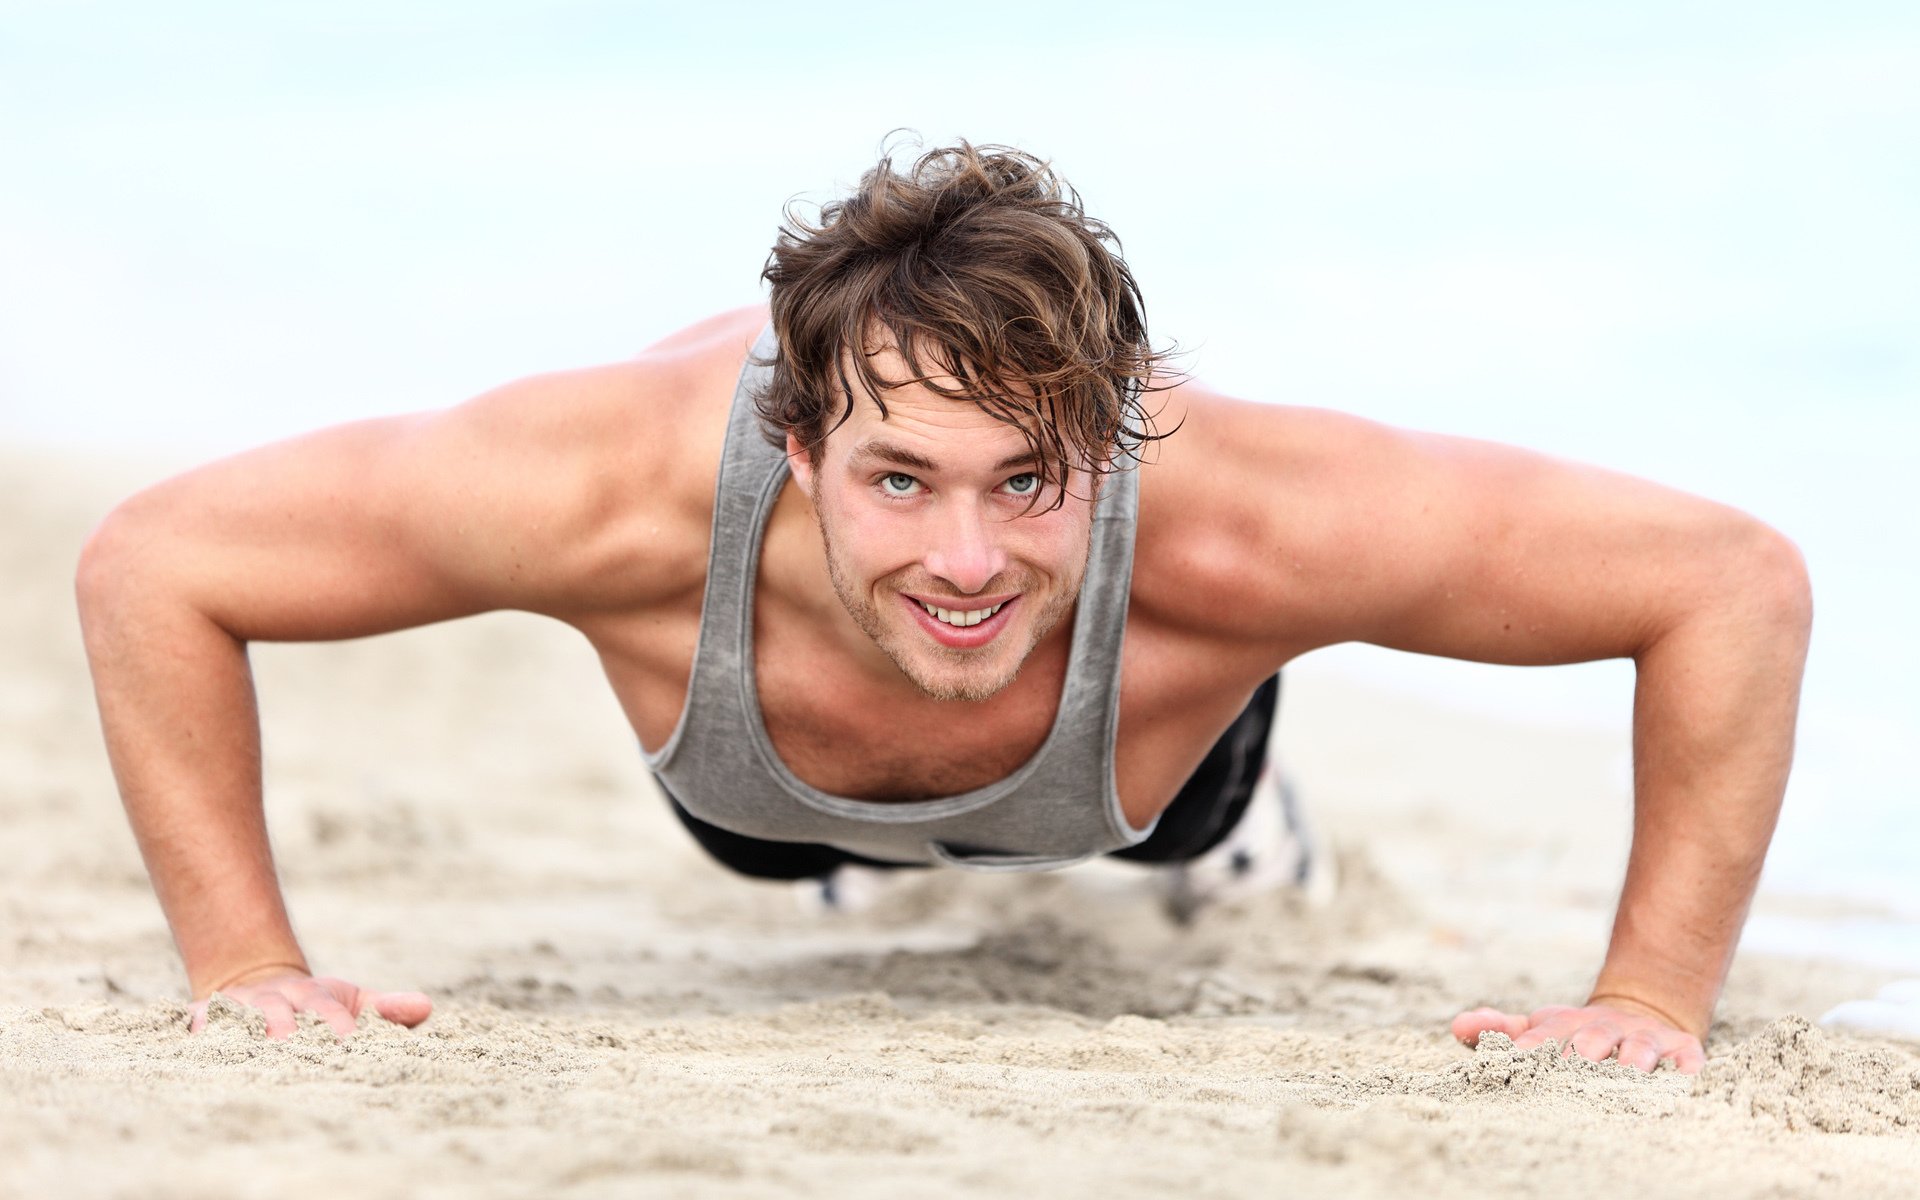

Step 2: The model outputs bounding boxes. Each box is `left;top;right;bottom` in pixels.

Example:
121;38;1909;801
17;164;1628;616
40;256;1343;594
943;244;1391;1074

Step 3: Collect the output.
756;139;1178;510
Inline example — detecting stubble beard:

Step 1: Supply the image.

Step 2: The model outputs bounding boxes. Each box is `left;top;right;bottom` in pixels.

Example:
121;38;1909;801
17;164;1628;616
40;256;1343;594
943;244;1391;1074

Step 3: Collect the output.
815;508;1084;704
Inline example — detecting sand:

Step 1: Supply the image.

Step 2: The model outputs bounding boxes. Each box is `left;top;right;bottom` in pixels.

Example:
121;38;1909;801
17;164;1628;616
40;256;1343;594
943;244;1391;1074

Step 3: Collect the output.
4;449;1917;1199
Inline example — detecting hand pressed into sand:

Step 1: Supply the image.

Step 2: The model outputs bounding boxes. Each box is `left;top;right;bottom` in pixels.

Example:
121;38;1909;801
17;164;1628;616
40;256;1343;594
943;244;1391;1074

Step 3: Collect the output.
188;969;434;1041
1449;1001;1706;1074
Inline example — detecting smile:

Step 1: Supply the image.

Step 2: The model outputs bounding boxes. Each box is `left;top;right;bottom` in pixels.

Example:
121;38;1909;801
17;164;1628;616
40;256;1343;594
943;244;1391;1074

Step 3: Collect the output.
914;599;1006;627
900;594;1017;647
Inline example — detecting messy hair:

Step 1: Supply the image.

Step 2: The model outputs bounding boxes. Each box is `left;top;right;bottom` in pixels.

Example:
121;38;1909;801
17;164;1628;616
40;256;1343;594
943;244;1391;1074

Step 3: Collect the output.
756;137;1178;510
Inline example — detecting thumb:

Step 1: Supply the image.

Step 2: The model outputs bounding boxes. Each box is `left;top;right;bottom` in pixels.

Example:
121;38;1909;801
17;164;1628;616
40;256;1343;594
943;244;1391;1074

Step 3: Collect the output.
318;978;435;1028
366;990;434;1027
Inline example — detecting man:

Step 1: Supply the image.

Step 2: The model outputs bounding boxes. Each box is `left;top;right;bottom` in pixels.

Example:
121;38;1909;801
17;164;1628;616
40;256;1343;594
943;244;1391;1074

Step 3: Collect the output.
75;142;1810;1073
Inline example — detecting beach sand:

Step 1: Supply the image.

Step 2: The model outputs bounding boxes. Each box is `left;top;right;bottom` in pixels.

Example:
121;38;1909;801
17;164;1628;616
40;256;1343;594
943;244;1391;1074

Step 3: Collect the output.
4;451;1917;1199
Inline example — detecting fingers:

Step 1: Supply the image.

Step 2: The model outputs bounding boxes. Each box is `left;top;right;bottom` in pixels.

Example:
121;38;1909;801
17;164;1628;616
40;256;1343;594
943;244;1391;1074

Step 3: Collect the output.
1450;1007;1530;1047
188;977;431;1041
1512;1009;1582;1051
292;983;359;1039
1612;1028;1707;1074
368;991;434;1027
1667;1037;1707;1075
318;978;435;1029
1615;1029;1666;1072
252;991;299;1041
1568;1021;1624;1064
1524;1014;1634;1064
1471;1003;1707;1075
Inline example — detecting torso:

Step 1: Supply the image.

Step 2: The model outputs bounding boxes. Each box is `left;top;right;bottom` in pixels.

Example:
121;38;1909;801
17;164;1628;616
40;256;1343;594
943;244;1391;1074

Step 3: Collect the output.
576;307;1290;832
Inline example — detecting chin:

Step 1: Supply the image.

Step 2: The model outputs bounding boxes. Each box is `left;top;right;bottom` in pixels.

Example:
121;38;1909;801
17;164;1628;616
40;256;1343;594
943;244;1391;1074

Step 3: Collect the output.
864;578;1082;703
880;623;1027;703
903;660;1022;703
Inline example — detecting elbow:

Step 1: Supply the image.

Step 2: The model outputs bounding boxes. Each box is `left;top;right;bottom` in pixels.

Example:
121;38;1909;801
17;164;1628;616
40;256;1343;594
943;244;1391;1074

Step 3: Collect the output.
1637;517;1812;670
1736;520;1813;645
75;510;130;633
75;507;152;633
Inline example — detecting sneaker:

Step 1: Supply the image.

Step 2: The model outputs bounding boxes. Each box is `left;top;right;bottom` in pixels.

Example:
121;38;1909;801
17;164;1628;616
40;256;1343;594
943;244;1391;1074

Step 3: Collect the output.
1162;760;1334;924
1819;979;1920;1041
792;862;897;915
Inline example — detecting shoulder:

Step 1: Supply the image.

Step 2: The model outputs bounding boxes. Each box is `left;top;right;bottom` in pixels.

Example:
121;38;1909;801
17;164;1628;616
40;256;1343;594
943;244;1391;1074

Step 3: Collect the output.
410;305;766;617
456;303;763;471
1128;379;1431;653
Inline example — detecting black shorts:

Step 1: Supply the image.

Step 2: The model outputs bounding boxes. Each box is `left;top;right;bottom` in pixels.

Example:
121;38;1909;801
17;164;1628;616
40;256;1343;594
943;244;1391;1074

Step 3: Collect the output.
664;674;1282;881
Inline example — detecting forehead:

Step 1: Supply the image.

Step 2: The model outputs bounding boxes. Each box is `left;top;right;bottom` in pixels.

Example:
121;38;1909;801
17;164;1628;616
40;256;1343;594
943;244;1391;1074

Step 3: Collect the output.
829;334;1046;458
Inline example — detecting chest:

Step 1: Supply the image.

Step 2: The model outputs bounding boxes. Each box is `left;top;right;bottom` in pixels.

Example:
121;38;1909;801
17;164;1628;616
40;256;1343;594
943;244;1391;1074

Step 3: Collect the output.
774;623;1272;830
592;461;1285;830
750;623;1059;802
601;590;1276;833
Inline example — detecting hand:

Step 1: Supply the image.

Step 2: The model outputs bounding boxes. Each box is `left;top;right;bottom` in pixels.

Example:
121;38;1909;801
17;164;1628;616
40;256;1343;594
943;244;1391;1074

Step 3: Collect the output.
1450;1001;1706;1074
188;969;434;1041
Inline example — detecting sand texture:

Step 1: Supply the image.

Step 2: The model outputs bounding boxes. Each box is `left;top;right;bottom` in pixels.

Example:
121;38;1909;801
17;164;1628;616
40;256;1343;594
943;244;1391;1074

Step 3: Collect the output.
4;451;1917;1199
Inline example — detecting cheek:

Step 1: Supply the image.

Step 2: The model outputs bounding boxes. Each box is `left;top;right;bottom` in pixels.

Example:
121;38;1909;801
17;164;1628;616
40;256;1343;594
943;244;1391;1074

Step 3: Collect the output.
1016;515;1094;575
826;501;916;577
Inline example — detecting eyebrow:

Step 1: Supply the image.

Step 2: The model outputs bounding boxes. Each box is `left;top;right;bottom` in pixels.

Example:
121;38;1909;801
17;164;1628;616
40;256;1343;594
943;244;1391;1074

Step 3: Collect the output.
845;439;1039;475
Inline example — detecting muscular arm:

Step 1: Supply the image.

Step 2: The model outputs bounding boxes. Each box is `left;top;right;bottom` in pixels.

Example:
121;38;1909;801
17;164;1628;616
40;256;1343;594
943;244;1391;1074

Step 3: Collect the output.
75;359;697;1023
1150;394;1811;1063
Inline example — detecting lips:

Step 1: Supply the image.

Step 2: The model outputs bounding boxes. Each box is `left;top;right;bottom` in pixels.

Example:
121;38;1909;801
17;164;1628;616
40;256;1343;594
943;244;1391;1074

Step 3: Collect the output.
900;594;1016;649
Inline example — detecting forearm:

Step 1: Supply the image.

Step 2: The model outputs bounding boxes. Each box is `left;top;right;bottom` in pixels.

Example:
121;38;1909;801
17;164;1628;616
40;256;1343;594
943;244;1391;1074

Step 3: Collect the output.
1591;547;1811;1038
78;558;308;998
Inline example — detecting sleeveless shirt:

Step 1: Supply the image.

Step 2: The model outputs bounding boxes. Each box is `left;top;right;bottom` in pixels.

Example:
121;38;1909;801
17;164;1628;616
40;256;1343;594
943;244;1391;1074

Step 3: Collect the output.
643;324;1156;871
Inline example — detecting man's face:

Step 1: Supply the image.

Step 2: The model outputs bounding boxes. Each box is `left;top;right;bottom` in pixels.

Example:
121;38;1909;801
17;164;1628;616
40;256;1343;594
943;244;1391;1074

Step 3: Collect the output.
786;343;1097;703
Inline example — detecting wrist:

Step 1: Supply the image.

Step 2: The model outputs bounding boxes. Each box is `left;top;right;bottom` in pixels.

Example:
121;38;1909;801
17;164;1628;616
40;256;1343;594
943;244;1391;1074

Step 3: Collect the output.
195;958;310;999
1585;989;1707;1040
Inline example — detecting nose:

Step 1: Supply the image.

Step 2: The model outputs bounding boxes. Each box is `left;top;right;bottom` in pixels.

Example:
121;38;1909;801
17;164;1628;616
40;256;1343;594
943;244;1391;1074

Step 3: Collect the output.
922;497;1009;595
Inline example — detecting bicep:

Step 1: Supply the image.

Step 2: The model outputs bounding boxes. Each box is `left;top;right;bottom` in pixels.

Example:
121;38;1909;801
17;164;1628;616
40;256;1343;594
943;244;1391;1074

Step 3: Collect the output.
1321;426;1707;665
83;368;669;643
1159;396;1769;667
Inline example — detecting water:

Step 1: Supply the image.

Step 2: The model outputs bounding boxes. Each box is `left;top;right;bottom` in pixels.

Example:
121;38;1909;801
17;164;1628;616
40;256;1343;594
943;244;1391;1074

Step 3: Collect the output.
4;4;1915;956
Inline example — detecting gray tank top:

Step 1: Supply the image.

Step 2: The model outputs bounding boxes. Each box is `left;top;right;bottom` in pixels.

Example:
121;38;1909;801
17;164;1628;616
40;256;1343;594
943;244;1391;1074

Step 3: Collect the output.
644;324;1155;871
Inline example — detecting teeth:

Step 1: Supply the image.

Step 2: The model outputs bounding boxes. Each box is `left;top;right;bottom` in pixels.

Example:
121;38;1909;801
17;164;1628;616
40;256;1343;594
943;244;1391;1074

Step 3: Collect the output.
918;600;1006;627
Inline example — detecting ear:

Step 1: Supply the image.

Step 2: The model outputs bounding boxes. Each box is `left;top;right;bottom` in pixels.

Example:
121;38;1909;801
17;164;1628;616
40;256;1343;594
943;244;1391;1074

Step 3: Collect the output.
785;432;814;497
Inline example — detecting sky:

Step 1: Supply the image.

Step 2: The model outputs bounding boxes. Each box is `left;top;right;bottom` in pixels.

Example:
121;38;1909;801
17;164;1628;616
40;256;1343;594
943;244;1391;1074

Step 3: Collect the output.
3;1;1916;917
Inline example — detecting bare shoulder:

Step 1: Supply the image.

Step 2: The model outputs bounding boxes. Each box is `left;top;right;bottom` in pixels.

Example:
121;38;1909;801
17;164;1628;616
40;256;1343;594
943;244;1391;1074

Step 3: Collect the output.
1130;380;1437;655
1131;374;1782;671
79;306;764;651
417;305;765;617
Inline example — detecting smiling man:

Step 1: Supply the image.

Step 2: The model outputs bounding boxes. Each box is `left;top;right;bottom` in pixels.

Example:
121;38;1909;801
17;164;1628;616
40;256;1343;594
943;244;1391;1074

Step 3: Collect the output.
76;142;1810;1074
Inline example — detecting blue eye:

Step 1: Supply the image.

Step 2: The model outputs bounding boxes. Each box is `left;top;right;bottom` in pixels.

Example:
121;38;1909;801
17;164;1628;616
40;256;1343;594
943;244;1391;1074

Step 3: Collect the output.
1006;473;1039;494
881;473;918;495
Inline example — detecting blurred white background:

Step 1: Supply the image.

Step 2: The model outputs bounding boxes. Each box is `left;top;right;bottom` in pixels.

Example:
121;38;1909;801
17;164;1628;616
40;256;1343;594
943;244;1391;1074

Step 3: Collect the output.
3;2;1914;935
